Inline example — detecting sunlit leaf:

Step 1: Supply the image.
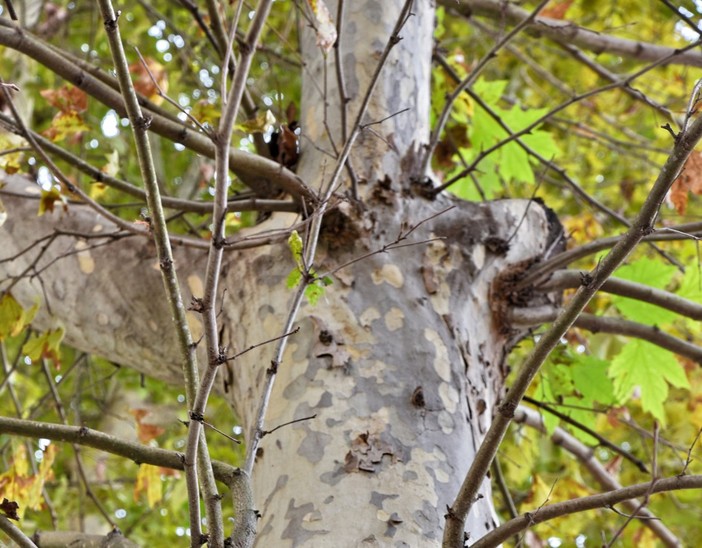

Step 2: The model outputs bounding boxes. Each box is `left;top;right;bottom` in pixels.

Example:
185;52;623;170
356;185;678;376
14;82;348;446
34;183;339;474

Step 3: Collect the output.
22;327;65;368
134;464;163;508
609;340;689;424
38;187;68;216
611;258;678;325
288;230;303;267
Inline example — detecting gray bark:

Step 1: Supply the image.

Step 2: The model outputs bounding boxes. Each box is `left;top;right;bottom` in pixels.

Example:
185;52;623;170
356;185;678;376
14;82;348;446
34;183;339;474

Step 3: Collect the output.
0;1;557;545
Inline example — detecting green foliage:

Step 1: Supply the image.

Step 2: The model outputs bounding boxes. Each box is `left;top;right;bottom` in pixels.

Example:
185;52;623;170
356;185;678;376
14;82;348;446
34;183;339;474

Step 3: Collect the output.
611;258;679;325
610;340;689;425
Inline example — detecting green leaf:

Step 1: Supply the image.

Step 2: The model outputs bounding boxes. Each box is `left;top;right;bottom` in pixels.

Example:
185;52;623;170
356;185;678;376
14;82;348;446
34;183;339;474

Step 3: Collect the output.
305;282;325;306
499;141;534;184
22;327;65;368
677;267;702;303
570;354;615;406
288;230;303;267
611;258;678;325
286;268;302;289
609;340;689;424
0;294;38;339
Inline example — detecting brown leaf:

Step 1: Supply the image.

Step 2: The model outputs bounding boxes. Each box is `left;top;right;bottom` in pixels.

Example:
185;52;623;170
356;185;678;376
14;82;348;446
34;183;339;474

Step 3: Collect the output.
130;408;166;443
0;498;19;521
539;0;574;19
670;150;702;214
129;58;168;105
40;85;87;113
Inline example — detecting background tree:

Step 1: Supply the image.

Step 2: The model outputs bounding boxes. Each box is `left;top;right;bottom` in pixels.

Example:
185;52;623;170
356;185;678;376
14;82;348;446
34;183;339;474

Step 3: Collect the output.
1;0;702;546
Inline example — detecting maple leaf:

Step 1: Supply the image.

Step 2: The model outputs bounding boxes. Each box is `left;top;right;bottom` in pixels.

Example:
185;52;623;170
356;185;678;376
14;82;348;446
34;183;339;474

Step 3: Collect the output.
130;408;166;443
669;150;702;214
40;85;87;113
129;57;168;105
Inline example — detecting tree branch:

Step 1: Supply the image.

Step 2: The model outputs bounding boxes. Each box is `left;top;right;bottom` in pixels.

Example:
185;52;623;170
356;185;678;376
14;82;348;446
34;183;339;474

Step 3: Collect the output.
513;405;679;547
440;0;702;67
0;416;238;482
510;307;702;364
472;473;699;547
443;94;702;547
536;270;702;321
0;19;316;203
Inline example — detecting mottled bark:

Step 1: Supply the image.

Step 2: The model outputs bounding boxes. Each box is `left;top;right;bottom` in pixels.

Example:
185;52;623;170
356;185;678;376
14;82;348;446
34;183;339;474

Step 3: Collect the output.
0;1;558;545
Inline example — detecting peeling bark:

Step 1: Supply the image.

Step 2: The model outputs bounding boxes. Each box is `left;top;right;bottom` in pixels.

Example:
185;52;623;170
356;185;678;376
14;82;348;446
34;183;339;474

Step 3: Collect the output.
0;1;559;545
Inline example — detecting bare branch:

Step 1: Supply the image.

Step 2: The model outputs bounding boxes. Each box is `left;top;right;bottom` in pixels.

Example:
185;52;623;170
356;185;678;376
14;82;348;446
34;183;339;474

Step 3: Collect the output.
510;307;702;363
0;416;238;482
441;0;702;68
536;270;702;321
496;406;682;548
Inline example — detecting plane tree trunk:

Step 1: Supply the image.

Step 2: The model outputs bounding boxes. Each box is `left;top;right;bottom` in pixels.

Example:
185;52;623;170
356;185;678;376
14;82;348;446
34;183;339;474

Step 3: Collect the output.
0;1;559;544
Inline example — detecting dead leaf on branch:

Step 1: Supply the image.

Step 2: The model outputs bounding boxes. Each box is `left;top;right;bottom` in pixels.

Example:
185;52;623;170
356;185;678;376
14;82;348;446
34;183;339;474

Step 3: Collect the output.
539;0;574;20
670;150;702;214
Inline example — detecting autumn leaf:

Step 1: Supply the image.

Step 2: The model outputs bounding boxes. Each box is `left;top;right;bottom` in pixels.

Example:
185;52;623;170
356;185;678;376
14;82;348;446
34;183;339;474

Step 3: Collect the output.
134;464;164;508
40;85;87;113
190;100;220;126
130;408;166;443
38;187;68;215
42;111;90;143
0;293;38;339
669;150;702;214
539;0;574;19
0;444;56;519
129;57;168;105
307;0;337;54
237;109;276;133
22;327;65;368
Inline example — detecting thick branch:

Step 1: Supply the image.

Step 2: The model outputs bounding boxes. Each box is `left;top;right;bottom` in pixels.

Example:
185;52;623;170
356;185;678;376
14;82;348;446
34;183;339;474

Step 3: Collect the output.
510;307;702;364
470;474;702;548
0;19;315;203
0;416;237;482
512;405;679;547
537;270;702;321
441;0;702;67
443;97;702;547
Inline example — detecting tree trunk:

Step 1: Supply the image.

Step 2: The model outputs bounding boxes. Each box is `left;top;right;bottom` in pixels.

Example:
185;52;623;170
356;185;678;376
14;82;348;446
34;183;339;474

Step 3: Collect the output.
0;1;558;545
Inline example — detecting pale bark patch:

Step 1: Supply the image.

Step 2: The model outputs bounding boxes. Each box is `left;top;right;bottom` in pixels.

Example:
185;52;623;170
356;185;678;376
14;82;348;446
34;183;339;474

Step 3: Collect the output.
186;274;203;298
371;263;404;288
74;240;95;274
424;327;451;382
438;381;460;414
359;306;381;327
383;307;404;331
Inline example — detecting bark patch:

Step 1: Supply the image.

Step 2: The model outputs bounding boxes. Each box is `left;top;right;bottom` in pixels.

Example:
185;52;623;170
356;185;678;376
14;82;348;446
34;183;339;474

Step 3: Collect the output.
344;432;396;473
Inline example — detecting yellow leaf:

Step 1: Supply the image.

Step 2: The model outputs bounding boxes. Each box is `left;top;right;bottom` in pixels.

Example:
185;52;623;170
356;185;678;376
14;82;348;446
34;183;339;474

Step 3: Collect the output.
38;187;67;216
236;109;276;134
134;464;163;508
21;327;64;368
0;293;38;339
42;111;89;143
